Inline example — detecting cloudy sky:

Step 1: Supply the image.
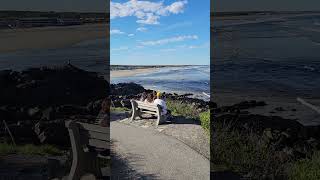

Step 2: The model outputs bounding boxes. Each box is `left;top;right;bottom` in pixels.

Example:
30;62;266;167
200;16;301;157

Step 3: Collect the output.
110;0;210;65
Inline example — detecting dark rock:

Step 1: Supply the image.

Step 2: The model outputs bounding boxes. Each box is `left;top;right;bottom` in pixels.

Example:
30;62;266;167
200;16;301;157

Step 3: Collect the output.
0;64;109;107
34;120;70;147
86;99;103;115
275;107;285;111
55;105;89;117
112;100;123;108
41;107;55;121
218;100;267;113
111;83;144;96
28;107;41;118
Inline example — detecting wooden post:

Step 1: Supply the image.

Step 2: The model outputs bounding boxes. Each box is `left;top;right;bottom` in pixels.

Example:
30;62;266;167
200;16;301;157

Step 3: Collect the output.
3;120;16;146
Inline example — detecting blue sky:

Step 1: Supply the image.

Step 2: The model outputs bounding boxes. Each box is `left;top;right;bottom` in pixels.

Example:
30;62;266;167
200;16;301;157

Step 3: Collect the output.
110;0;210;65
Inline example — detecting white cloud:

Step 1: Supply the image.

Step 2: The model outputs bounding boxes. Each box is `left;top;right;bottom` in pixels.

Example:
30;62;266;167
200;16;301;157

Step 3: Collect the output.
140;35;198;46
128;33;135;37
165;1;187;14
110;29;125;35
160;48;177;52
111;0;188;25
111;46;129;51
136;27;147;32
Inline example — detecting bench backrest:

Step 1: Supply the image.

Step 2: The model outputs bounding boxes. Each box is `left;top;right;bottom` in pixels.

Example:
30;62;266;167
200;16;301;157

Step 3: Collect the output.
133;100;160;115
66;121;109;149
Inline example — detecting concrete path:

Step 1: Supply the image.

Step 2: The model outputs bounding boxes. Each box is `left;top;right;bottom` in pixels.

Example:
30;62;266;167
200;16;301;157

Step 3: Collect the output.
111;121;210;180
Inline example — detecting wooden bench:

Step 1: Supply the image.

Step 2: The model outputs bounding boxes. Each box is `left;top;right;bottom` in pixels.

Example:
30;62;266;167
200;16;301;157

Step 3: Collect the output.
65;120;110;180
130;100;168;127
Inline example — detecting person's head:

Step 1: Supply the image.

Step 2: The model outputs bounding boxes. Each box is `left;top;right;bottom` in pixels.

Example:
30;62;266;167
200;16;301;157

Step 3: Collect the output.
152;91;157;100
156;91;162;99
146;93;153;103
101;97;110;113
140;92;147;101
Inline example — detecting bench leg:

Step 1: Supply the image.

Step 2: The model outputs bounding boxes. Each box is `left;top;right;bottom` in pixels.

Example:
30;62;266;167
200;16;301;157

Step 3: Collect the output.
66;121;102;180
68;152;102;180
156;116;161;127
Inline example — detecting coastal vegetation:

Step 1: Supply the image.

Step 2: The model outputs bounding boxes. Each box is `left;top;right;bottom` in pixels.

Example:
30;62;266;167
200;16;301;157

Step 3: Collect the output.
211;101;320;179
0;143;62;156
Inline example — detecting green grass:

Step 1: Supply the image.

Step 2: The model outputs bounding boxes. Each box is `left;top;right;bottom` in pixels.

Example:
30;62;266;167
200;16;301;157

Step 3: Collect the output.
0;143;63;156
111;107;130;112
166;100;200;119
289;151;320;180
212;121;291;179
199;111;210;133
167;100;211;135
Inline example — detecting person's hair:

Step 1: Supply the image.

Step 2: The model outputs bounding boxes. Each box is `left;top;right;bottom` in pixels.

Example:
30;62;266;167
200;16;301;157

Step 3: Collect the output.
146;93;153;103
153;91;157;101
101;97;110;113
140;92;147;101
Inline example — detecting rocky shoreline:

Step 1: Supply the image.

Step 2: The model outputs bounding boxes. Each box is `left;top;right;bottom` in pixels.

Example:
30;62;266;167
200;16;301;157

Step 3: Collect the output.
0;64;319;164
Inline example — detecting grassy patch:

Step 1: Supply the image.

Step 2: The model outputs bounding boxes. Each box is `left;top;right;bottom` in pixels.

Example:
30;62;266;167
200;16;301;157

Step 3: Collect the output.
111;107;130;112
166;100;199;119
212;121;291;179
167;100;211;134
0;143;63;156
199;111;210;133
289;151;320;180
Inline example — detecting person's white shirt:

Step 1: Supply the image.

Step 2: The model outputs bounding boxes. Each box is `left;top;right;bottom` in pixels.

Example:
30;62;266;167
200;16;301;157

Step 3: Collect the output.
153;99;167;115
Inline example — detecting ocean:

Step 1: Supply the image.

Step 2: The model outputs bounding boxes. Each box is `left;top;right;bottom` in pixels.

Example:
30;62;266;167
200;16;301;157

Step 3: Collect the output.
213;13;320;102
111;66;210;101
0;38;108;73
0;38;210;100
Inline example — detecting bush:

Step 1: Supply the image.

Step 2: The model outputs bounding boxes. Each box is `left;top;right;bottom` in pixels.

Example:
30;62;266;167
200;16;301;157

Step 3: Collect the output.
111;107;130;112
166;100;199;119
289;151;320;180
211;121;291;179
199;111;210;133
0;143;63;156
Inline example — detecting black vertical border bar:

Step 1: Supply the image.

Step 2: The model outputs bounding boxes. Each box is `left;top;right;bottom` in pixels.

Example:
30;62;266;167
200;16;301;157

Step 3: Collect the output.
210;0;214;178
106;1;111;178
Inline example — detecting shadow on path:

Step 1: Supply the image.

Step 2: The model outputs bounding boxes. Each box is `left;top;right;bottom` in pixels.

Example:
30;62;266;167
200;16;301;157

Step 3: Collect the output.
111;151;158;179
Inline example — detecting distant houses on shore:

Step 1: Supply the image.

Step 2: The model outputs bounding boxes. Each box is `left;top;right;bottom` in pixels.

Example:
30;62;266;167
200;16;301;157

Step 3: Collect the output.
0;17;107;29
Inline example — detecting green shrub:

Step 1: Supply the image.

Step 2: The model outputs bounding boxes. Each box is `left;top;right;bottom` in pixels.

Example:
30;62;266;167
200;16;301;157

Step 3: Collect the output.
111;107;130;112
0;143;62;156
166;100;199;119
0;143;16;155
289;151;320;180
199;111;210;133
211;121;291;179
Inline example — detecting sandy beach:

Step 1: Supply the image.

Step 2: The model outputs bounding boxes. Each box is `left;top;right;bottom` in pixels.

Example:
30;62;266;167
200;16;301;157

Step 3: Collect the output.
111;67;159;78
0;23;108;53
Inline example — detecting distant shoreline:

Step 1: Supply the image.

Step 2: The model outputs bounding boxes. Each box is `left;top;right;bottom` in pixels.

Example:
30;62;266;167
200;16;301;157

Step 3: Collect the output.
110;64;203;71
111;67;160;78
0;23;107;53
110;65;208;78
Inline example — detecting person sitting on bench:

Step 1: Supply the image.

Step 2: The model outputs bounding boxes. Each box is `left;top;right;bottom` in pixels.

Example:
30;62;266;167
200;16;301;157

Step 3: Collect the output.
96;97;110;127
144;93;154;104
153;92;168;115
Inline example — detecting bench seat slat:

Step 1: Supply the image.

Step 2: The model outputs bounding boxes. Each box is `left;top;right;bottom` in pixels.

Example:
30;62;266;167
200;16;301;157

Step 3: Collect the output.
80;130;109;141
78;122;109;133
137;104;158;111
97;154;111;159
84;138;110;149
140;110;158;115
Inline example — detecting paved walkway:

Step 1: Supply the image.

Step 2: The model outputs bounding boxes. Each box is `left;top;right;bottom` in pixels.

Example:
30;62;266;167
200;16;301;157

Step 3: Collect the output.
111;121;210;180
